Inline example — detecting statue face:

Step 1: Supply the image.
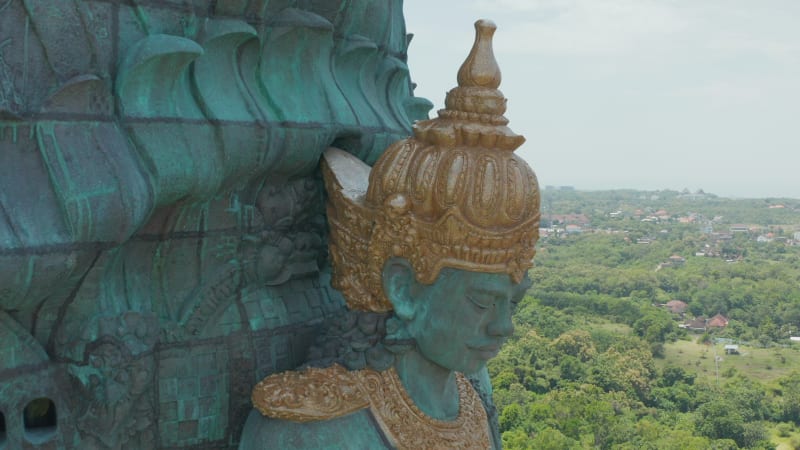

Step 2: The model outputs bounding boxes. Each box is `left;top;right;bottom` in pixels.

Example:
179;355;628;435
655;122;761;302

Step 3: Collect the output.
404;268;528;374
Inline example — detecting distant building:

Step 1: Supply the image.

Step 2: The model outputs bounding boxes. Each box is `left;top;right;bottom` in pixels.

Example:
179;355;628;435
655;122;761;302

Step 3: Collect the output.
682;317;707;332
565;224;583;234
724;344;739;355
730;224;749;233
669;255;686;266
550;214;590;226
665;300;688;315
708;314;729;328
712;233;733;241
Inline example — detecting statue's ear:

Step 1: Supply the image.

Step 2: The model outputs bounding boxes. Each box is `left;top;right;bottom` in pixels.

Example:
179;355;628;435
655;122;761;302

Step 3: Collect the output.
382;257;417;320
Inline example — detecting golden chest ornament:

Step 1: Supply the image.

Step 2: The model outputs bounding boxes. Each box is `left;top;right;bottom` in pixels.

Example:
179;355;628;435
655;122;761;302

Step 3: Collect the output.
251;364;492;449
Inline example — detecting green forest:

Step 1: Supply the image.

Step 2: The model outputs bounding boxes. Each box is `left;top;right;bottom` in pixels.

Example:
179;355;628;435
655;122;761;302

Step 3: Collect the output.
492;189;800;449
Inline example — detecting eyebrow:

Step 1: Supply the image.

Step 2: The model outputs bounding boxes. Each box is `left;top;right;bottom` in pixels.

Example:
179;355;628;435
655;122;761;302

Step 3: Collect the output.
469;287;507;298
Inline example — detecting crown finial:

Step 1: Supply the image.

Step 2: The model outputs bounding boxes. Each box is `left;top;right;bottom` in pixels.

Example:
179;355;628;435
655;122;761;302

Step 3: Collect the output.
321;19;540;312
457;19;501;89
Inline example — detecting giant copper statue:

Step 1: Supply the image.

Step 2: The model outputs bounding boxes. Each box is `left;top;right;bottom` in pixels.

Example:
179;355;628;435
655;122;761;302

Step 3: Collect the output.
0;1;431;448
241;19;540;449
0;0;538;448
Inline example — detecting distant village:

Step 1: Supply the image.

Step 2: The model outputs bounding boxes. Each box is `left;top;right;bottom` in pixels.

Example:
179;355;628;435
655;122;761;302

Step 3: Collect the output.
540;196;800;259
542;212;800;254
661;299;729;337
539;188;800;343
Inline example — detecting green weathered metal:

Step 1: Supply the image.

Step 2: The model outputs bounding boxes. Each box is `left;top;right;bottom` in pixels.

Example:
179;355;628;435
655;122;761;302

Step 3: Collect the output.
0;1;431;448
241;19;540;449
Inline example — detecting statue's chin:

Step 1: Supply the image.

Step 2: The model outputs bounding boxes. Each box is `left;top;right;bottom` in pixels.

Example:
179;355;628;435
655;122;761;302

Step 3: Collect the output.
451;359;490;377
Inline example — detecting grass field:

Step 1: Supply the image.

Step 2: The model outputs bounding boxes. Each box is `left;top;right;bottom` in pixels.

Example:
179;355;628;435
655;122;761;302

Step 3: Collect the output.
770;422;800;450
586;320;634;335
657;335;800;385
659;336;800;448
576;321;800;448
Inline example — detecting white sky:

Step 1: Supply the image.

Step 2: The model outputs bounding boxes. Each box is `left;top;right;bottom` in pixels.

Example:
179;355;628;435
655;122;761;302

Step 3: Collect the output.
403;0;800;199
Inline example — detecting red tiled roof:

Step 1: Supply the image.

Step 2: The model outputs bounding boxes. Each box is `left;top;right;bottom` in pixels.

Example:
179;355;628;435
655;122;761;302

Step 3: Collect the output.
708;314;729;328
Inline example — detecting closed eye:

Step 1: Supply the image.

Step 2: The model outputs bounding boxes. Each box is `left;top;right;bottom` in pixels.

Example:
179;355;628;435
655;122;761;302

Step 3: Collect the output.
468;296;492;310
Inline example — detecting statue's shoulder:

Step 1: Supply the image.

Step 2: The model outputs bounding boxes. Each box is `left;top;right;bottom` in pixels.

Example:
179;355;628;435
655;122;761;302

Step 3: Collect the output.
243;364;391;450
251;364;369;421
239;408;392;450
244;365;492;450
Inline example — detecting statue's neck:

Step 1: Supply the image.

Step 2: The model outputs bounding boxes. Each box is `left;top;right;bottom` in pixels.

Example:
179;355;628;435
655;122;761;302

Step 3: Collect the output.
393;350;460;420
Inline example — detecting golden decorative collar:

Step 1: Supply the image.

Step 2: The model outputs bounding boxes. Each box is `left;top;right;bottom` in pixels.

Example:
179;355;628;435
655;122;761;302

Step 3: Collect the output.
252;364;491;449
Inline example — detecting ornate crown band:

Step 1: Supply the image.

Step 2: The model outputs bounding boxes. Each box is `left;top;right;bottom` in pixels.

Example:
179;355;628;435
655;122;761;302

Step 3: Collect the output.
322;19;540;312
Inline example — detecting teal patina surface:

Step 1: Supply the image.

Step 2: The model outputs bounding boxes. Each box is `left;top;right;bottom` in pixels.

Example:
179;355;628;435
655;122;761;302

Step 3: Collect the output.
239;265;530;449
0;1;431;448
240;19;541;448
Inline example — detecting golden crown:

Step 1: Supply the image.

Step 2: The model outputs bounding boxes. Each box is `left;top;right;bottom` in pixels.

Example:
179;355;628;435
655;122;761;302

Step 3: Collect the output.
322;19;540;312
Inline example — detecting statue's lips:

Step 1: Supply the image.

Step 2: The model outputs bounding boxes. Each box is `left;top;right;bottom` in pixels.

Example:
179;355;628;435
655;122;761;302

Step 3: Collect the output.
468;343;502;359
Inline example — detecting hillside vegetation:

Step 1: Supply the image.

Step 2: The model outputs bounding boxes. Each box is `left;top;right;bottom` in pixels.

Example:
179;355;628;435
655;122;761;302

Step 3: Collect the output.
493;189;800;449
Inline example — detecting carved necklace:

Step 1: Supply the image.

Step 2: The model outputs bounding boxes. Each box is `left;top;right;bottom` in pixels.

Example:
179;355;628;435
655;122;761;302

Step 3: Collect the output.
357;367;491;449
251;364;492;449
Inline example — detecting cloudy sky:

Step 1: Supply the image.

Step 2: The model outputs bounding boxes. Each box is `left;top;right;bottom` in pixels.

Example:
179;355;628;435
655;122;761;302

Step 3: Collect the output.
403;0;800;199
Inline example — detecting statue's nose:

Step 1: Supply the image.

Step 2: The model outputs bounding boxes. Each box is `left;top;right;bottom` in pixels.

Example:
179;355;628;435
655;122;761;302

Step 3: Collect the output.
487;301;514;337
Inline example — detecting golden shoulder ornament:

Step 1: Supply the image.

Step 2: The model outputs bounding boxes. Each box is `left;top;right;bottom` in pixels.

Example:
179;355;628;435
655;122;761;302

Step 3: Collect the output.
252;365;492;449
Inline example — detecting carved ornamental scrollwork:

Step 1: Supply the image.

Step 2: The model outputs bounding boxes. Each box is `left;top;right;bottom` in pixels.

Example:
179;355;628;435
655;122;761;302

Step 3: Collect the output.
1;1;427;448
252;364;492;449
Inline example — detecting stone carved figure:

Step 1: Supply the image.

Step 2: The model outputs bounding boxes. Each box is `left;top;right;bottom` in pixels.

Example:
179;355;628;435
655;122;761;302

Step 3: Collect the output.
241;20;541;449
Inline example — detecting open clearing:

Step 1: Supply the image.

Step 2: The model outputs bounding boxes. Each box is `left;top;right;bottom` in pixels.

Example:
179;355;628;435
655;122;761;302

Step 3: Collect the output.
658;336;800;385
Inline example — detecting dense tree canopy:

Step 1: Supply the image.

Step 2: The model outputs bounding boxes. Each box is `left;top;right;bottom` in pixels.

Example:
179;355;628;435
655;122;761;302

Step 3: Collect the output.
494;189;800;449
